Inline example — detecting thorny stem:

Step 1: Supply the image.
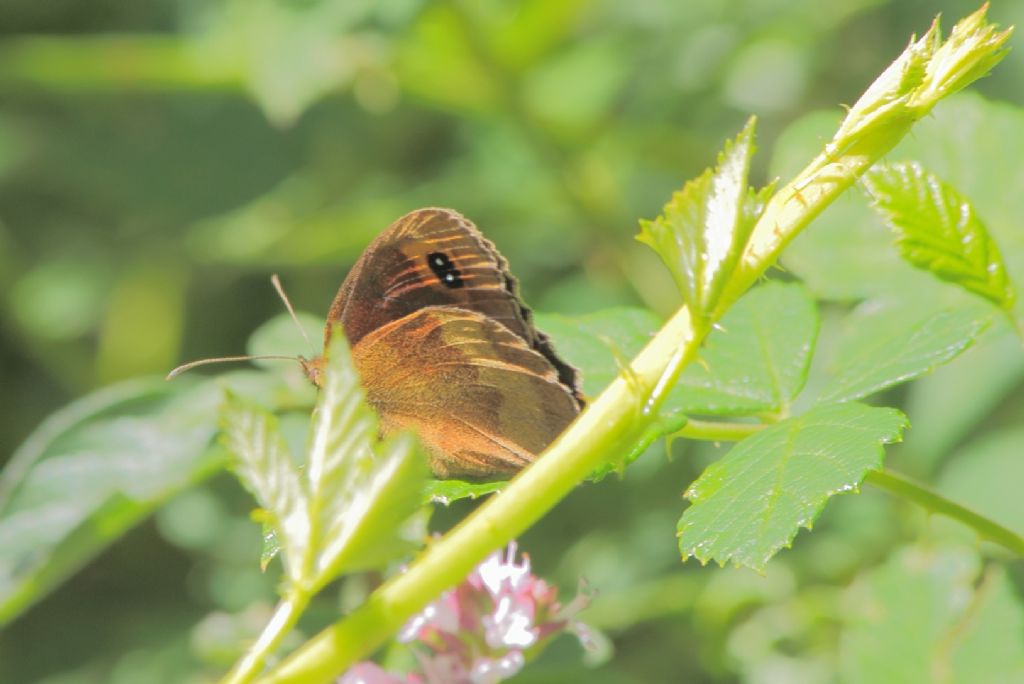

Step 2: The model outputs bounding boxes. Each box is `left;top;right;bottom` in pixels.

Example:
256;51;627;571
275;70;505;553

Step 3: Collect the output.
253;7;1014;683
260;309;708;683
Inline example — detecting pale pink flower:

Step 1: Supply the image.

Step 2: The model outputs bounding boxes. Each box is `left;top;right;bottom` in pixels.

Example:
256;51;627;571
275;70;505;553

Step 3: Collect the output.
338;662;419;684
340;542;594;684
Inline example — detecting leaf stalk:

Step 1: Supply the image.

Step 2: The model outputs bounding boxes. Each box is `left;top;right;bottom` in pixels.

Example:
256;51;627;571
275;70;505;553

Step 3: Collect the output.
254;7;1014;681
865;469;1024;556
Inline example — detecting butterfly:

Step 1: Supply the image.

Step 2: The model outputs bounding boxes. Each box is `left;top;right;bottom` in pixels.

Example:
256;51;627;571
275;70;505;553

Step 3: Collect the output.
172;208;583;480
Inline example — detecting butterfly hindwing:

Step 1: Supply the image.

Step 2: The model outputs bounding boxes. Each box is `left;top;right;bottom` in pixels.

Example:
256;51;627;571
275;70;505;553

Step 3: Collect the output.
351;306;580;479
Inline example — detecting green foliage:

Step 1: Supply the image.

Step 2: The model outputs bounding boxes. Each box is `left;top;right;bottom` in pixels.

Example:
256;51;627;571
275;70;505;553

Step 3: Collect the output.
539;283;821;418
206;0;380;126
820;301;992;403
949;568;1024;682
2;3;1023;684
637;118;773;317
535;308;662;398
678;403;907;570
839;545;1024;684
302;336;425;579
424;479;507;505
778;94;1024;304
904;325;1024;469
0;378;227;626
246;310;323;361
863;161;1016;311
216;333;428;682
772;110;929;301
671;282;818;416
222;333;428;589
832;9;1011;152
937;427;1024;536
222;401;307;580
260;522;281;573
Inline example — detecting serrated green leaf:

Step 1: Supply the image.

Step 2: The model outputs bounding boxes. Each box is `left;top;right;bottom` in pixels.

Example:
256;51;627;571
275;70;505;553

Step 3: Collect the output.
820;301;992;404
220;331;429;587
669;282;820;416
260;523;281;572
893;94;1024;263
0;378;229;626
678;403;907;570
324;433;430;575
221;397;308;581
637;117;772;315
424;479;507;506
863;161;1016;310
304;330;428;586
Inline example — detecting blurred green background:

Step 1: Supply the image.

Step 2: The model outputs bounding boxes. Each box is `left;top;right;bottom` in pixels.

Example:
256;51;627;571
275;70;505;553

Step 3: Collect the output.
2;1;1023;682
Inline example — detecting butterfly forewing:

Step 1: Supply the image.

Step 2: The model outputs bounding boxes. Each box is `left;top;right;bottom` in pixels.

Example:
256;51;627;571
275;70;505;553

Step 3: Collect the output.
326;208;583;407
328;209;515;341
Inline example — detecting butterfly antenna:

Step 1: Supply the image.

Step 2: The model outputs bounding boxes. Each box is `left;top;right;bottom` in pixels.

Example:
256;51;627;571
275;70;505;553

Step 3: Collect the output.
271;273;317;355
166;355;304;380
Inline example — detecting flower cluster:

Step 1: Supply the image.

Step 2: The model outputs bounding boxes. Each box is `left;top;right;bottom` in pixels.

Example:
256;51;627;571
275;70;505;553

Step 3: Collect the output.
340;542;593;684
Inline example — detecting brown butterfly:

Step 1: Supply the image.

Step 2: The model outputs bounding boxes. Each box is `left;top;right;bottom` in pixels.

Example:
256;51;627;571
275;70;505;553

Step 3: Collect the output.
171;208;583;480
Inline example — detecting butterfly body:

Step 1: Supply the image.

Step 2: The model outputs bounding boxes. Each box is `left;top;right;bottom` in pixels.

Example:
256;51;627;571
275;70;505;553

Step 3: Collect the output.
306;208;582;480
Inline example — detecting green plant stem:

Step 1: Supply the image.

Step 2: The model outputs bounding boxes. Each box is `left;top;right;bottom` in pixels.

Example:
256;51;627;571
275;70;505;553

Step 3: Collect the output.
717;142;894;318
716;6;1013;315
223;589;310;684
254;8;1013;681
865;469;1024;556
673;418;765;442
259;311;706;683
